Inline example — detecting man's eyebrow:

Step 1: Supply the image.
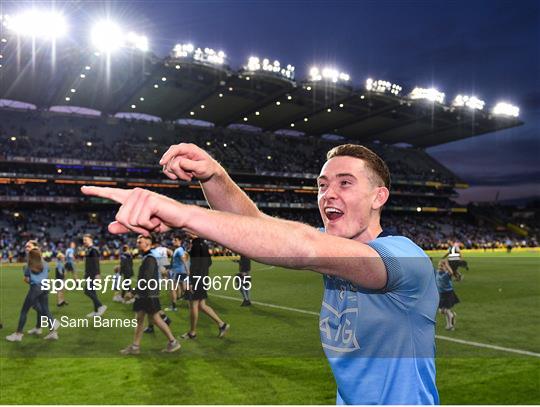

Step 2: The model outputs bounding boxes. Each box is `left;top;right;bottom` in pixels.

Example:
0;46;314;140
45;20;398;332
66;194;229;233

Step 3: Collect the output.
317;173;357;181
336;173;357;179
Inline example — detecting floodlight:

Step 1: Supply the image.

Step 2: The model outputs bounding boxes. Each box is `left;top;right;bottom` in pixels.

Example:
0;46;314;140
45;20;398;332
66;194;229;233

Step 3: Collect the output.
245;56;294;79
310;66;349;83
492;102;519;117
91;20;124;53
452;95;485;110
126;31;148;52
91;21;148;53
366;78;402;95
4;10;68;39
409;87;445;103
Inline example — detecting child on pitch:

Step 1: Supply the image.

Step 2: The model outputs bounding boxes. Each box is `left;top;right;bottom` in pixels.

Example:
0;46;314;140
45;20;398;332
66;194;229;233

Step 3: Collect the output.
6;242;59;342
120;234;180;354
436;259;460;331
55;252;68;307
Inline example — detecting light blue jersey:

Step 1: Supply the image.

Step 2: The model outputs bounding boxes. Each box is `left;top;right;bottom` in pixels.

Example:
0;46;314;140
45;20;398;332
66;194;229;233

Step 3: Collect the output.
170;247;187;274
65;247;75;263
436;270;453;293
320;234;439;405
24;261;50;286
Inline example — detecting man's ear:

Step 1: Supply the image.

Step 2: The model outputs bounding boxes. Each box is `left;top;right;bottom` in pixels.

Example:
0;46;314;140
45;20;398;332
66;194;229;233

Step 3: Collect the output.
372;186;390;210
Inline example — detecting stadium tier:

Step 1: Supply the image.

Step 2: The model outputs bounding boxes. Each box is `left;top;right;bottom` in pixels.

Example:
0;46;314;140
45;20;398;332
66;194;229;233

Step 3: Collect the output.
0;25;531;257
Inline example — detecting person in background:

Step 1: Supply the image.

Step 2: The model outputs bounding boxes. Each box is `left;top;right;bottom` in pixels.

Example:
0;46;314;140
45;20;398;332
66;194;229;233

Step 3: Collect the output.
55;252;68;307
6;241;59;342
120;234;180;355
234;255;252;306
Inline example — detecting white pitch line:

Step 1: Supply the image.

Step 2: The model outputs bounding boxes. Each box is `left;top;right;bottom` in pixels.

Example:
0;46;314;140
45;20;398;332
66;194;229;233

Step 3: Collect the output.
213;293;318;316
212;294;540;358
434;335;540;357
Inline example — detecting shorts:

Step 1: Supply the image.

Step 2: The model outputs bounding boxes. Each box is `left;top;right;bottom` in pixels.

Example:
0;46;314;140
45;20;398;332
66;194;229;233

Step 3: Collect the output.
449;260;467;272
439;291;460;309
65;262;74;272
172;272;188;283
188;285;207;301
55;270;65;280
133;297;161;315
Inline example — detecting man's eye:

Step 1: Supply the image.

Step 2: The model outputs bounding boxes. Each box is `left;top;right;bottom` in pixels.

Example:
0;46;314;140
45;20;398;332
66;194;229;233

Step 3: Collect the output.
341;180;351;186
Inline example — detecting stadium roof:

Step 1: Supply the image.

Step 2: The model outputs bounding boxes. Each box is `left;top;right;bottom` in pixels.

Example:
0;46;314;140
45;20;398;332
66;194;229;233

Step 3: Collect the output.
0;35;522;148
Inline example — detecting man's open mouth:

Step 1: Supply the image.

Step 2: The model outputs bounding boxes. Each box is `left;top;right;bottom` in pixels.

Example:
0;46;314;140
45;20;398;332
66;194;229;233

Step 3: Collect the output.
325;207;344;221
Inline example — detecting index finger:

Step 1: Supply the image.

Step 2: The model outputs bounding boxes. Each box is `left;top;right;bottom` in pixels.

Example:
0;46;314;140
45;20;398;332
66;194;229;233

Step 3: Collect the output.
81;186;131;204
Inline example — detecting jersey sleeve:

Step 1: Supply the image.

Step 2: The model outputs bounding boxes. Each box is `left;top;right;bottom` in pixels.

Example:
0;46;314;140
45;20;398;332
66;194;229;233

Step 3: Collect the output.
368;236;433;306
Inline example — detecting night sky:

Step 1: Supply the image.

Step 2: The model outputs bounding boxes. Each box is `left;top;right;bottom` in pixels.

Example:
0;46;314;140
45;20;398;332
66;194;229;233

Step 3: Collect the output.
4;0;539;204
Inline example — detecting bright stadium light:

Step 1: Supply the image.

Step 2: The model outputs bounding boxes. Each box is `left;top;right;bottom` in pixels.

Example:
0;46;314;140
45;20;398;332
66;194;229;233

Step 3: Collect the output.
453;95;485;110
409;87;445;104
91;20;124;53
126;31;148;52
91;21;148;53
4;10;68;39
310;66;350;83
172;43;226;65
366;78;402;96
492;102;519;117
244;56;295;80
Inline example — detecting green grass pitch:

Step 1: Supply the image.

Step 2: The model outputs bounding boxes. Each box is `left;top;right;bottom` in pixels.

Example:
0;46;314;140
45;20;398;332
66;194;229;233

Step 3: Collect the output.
1;250;539;404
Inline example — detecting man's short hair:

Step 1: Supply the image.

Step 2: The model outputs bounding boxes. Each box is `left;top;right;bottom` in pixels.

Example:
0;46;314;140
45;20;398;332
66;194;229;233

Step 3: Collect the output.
83;234;93;240
138;233;158;244
326;144;391;190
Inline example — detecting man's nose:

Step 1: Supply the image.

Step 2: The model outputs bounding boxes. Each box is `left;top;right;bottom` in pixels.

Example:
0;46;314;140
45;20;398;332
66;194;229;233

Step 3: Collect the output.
322;184;338;200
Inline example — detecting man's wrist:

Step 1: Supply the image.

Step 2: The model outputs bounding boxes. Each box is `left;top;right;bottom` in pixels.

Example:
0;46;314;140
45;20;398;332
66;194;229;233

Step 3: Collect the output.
200;161;224;184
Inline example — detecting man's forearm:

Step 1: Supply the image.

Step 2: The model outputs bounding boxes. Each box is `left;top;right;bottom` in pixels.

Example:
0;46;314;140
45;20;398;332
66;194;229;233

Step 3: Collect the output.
180;204;385;288
201;168;261;217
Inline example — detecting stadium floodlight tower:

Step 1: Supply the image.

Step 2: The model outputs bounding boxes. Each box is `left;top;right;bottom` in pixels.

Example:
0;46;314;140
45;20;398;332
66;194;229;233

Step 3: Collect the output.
309;66;350;84
492;102;519;117
452;95;485;110
365;78;402;96
171;43;227;66
409;87;446;104
2;9;68;39
91;20;148;53
245;56;295;80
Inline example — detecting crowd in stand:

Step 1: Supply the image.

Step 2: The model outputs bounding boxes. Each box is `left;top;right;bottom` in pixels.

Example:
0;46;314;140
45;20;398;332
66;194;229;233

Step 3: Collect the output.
1;109;459;183
1;207;537;264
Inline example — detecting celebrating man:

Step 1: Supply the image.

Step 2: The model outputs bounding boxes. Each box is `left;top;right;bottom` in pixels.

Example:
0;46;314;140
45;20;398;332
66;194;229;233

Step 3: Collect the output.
81;143;439;405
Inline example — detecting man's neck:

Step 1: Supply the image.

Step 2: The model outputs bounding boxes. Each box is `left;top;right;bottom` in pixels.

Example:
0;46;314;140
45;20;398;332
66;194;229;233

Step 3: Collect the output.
352;214;384;243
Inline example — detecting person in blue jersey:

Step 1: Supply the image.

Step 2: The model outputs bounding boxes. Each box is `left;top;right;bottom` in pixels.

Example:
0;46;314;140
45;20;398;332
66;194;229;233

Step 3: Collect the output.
6;241;59;342
435;259;459;331
55;252;68;307
166;235;189;311
65;241;77;278
81;142;440;405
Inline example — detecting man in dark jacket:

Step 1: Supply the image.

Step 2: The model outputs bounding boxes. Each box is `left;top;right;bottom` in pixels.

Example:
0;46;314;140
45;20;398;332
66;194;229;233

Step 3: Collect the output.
120;234;180;354
83;234;106;318
181;235;229;340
